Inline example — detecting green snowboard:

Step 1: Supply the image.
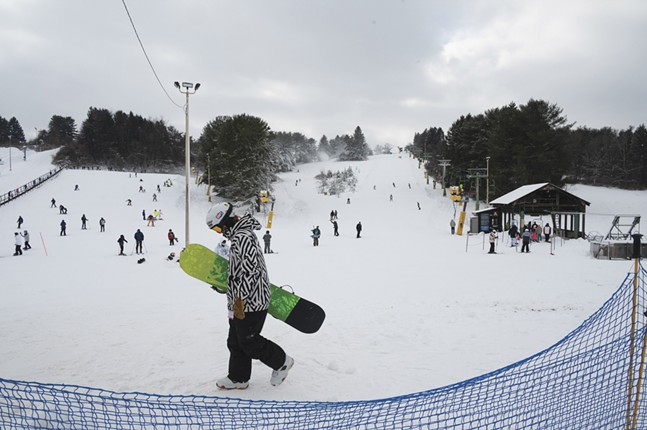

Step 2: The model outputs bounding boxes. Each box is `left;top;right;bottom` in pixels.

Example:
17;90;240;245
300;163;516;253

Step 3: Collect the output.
180;244;325;334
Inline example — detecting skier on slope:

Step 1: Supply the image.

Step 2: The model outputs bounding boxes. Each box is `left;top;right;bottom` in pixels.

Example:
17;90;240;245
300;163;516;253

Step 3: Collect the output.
13;232;23;256
521;228;532;253
205;202;294;390
134;229;144;254
488;228;497;254
262;230;272;254
168;229;178;246
508;223;519;247
311;226;321;246
117;235;128;255
22;230;31;250
331;219;339;236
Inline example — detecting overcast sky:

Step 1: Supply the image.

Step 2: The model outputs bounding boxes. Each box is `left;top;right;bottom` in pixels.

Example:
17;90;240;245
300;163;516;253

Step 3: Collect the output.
2;0;646;146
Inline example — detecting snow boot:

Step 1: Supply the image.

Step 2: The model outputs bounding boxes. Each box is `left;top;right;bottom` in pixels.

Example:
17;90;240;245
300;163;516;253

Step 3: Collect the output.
216;377;249;390
270;355;294;386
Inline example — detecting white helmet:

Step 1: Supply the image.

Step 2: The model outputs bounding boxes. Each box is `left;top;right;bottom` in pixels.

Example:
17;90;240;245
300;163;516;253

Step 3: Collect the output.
206;202;234;232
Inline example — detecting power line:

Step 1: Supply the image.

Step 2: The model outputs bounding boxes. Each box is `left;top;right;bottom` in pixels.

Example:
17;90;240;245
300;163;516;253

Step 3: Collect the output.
120;0;183;109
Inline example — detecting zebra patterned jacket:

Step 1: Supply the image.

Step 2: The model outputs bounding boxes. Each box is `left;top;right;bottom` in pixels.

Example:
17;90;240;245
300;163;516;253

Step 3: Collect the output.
223;214;271;313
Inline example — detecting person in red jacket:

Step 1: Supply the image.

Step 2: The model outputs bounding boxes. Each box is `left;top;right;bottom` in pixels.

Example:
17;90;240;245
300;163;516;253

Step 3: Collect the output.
167;229;178;245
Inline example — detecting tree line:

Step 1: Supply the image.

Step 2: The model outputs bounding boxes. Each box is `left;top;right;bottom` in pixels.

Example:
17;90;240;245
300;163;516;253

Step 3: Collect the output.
7;97;641;204
411;99;647;200
1;109;370;202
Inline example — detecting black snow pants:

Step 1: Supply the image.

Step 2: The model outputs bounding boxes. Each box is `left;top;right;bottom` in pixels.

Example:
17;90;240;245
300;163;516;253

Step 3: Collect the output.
226;310;285;383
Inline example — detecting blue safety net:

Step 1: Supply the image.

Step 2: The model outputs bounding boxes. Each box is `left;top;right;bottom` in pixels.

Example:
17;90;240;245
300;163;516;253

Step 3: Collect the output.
2;264;647;429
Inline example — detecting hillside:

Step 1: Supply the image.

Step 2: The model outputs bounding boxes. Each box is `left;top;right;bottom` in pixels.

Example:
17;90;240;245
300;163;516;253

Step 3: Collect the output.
0;147;644;402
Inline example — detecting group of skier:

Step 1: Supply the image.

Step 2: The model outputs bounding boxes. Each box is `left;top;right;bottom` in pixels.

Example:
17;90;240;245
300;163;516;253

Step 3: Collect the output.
477;221;554;254
310;210;363;246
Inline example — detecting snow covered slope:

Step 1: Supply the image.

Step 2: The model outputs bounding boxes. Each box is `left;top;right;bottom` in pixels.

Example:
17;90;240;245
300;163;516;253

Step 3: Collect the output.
0;148;644;402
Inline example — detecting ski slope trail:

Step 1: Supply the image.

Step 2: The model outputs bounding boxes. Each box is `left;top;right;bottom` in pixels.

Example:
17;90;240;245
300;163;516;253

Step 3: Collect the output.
0;149;641;402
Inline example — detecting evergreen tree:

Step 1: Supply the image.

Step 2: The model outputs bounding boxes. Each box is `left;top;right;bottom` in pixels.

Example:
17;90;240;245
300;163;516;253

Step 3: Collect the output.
7;117;26;144
318;135;332;157
45;115;77;148
270;131;317;172
329;135;349;158
339;126;369;161
198;114;275;201
0;116;9;144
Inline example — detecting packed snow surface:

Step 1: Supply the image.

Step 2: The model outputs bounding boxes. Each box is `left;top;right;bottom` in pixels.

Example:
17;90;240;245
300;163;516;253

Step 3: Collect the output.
0;147;645;402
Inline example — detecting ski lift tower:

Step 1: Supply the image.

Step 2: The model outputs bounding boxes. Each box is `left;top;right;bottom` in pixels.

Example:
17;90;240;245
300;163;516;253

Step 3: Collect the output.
467;168;488;211
438;159;451;197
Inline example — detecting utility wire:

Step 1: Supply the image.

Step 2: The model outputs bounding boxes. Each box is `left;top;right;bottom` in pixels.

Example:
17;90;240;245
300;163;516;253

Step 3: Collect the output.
120;0;183;109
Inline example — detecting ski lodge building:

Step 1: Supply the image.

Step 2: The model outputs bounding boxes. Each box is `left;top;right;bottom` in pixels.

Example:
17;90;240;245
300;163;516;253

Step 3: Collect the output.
473;183;590;238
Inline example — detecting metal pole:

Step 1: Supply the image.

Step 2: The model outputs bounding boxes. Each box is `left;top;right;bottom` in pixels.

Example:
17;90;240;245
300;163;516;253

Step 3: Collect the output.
475;173;480;211
184;91;190;248
207;153;212;202
486;156;491;205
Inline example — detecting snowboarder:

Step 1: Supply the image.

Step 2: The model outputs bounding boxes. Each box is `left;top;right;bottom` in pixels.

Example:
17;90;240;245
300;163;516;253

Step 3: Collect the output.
14;232;23;256
544;223;552;242
488;229;497;254
262;230;272;254
521;229;532;253
205;202;294;390
117;235;128;255
168;229;178;245
99;217;106;232
215;240;230;258
331;219;339;236
17;216;23;229
311;226;321;246
60;220;67;236
22;230;31;250
356;221;362;238
450;219;456;235
134;229;144;254
81;214;88;230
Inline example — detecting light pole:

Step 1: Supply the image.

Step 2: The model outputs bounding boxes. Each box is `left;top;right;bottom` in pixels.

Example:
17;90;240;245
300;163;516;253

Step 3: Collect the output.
174;81;201;247
486;156;491;205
